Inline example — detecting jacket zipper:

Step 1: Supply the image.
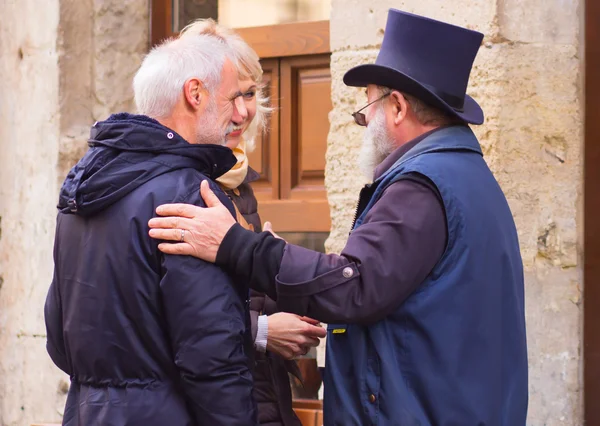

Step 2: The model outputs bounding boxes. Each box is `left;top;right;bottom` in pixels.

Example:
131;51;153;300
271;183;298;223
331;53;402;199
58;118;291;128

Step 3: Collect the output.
350;183;372;232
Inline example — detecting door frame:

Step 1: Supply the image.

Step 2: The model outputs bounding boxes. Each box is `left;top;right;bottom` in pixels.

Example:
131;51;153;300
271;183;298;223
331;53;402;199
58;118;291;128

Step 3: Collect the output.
151;0;172;46
150;0;329;55
584;0;600;423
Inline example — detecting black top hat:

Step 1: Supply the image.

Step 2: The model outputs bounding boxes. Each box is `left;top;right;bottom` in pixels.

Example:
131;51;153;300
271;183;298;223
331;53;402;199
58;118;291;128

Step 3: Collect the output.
344;9;484;125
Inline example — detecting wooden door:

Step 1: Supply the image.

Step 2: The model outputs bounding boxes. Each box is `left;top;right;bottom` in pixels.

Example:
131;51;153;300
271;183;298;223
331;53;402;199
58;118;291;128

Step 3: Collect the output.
237;21;332;233
250;53;332;232
585;0;600;422
247;58;280;202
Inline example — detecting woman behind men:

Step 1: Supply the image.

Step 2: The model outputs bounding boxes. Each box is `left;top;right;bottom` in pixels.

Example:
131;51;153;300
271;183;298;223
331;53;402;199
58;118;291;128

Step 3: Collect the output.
179;20;326;426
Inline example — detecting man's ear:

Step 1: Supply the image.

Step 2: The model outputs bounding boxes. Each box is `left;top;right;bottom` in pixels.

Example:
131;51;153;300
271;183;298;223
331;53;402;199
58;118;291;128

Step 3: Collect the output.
390;90;409;125
183;78;205;110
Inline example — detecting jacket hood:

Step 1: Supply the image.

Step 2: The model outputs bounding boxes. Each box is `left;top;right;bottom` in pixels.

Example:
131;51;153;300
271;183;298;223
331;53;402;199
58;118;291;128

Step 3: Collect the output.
58;113;236;216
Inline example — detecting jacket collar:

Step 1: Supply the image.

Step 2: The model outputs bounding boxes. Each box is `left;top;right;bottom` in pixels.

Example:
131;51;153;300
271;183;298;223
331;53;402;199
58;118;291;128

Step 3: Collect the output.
58;113;237;217
375;126;447;180
90;113;237;180
378;125;482;182
244;167;261;184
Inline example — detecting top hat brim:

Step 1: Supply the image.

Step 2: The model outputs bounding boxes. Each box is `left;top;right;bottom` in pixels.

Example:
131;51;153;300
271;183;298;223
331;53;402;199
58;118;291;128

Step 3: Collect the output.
343;64;484;125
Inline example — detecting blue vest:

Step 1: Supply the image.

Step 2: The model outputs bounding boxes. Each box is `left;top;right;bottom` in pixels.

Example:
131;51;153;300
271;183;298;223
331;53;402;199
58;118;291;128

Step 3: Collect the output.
323;126;528;425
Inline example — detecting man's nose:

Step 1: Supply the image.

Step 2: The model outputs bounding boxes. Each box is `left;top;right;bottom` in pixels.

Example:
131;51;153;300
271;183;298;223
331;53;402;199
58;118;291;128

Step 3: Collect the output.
232;96;248;123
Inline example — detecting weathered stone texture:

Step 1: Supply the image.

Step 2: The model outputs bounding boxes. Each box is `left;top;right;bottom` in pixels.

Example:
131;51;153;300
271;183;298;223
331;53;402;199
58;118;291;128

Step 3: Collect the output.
525;269;582;423
471;43;581;270
330;0;497;52
0;0;66;424
478;42;583;424
498;0;580;44
91;0;149;121
58;0;148;180
0;0;148;424
58;0;95;182
326;0;583;423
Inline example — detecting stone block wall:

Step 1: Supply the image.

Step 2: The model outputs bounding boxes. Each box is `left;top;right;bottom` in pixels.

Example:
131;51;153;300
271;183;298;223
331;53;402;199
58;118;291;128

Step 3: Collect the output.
0;0;148;424
0;0;64;423
58;0;148;180
325;0;583;423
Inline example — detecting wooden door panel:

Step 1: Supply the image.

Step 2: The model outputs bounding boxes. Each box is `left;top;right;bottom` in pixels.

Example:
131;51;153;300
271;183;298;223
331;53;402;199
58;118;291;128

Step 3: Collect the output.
248;58;279;202
257;199;331;232
299;68;329;176
280;54;332;202
235;21;330;59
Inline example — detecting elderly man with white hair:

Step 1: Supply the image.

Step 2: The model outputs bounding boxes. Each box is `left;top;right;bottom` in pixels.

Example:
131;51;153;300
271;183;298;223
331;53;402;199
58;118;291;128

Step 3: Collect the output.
44;34;258;425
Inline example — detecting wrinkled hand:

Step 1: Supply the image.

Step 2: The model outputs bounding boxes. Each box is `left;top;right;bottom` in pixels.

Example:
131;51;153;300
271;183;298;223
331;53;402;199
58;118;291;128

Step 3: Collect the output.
266;313;327;360
148;180;236;262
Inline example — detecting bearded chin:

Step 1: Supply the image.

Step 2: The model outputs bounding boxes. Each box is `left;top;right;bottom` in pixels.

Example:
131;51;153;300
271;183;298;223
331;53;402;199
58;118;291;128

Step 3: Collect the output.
358;110;395;180
197;117;225;145
196;102;226;145
358;138;380;180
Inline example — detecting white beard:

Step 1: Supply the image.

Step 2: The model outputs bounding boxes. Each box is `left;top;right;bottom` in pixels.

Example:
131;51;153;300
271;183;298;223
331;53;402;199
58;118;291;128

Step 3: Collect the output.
358;106;396;180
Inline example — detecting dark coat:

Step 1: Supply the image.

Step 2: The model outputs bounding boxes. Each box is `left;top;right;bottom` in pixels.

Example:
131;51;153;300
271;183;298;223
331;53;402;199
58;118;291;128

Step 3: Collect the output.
44;113;258;426
225;172;301;426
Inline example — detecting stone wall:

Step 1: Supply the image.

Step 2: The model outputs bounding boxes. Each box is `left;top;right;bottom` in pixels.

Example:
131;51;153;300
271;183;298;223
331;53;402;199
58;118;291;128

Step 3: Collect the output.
0;0;148;424
0;0;64;424
58;0;148;179
325;0;583;424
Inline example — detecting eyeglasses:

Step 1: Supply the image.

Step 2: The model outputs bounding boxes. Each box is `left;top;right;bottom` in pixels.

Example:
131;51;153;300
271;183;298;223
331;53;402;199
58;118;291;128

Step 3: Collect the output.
351;92;391;126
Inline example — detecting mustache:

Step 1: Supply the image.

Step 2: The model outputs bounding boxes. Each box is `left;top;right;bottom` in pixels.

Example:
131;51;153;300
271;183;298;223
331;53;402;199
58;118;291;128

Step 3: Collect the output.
225;122;245;136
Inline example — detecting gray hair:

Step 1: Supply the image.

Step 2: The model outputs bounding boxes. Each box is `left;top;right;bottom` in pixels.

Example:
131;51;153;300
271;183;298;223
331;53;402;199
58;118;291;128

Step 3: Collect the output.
133;35;234;119
180;19;271;152
378;86;463;127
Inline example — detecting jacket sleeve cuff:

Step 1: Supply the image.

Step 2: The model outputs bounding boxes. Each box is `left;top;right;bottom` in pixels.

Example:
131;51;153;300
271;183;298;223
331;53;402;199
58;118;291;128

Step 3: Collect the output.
250;309;259;342
275;244;360;297
274;244;360;315
254;315;268;353
215;223;286;298
216;223;257;268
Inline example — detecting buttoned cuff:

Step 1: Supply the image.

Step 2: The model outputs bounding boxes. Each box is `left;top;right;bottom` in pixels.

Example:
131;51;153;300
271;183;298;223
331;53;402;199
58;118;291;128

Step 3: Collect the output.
254;315;268;353
276;244;360;297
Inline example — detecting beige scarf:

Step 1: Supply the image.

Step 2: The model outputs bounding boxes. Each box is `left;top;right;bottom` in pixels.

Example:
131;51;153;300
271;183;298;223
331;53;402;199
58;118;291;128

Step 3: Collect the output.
216;138;249;190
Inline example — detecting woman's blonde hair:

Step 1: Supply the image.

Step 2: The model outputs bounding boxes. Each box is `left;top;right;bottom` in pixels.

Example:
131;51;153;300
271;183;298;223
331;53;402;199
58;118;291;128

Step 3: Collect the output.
179;19;270;152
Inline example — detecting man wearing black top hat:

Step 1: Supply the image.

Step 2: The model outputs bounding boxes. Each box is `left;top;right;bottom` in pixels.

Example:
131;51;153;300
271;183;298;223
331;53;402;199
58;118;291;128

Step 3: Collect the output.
148;8;529;425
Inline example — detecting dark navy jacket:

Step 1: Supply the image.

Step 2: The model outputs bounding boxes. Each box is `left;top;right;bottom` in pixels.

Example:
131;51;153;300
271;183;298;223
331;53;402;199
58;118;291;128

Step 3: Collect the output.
321;126;528;425
44;113;258;426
